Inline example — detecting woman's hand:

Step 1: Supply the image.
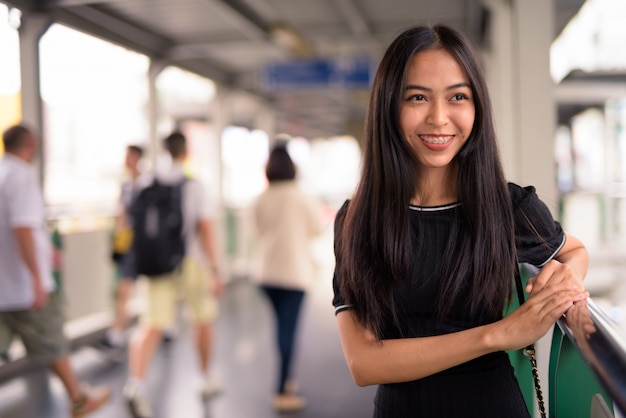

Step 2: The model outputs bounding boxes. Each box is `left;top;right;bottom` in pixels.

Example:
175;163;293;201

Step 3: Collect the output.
494;278;588;351
525;259;585;295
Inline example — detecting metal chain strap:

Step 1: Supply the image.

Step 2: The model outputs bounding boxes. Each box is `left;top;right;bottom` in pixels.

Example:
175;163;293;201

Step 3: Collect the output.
515;267;547;418
525;345;547;418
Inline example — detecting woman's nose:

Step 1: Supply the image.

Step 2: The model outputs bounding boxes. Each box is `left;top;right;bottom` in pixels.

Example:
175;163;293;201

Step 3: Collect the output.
425;102;448;126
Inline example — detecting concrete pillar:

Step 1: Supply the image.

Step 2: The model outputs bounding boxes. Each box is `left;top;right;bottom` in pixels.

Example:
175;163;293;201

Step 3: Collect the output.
147;59;168;171
17;12;51;182
514;0;557;211
482;0;557;214
482;0;515;179
210;86;226;203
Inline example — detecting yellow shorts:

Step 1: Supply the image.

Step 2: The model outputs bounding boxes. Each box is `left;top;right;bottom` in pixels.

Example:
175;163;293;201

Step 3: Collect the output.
139;257;218;329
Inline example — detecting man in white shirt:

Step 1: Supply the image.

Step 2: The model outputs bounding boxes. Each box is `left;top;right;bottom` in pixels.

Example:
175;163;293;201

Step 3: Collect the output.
0;124;110;417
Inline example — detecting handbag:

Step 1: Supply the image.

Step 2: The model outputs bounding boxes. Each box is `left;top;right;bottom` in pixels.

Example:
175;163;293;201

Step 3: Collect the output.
514;265;547;418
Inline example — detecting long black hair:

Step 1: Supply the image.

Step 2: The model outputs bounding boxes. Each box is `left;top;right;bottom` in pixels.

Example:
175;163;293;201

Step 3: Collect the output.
335;24;516;339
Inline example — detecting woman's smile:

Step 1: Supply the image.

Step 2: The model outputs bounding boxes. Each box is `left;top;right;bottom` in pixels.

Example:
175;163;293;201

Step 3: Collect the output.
419;134;454;144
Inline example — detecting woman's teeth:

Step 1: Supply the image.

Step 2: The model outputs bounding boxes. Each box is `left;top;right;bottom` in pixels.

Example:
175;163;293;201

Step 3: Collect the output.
420;135;453;144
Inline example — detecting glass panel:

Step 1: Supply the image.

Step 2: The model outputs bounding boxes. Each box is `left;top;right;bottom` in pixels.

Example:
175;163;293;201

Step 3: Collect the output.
221;126;269;208
39;24;149;216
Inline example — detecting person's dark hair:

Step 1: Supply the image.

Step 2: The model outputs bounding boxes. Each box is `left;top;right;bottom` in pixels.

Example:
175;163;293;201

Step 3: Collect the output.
2;124;32;152
265;143;296;182
127;144;144;157
163;132;186;158
336;24;516;339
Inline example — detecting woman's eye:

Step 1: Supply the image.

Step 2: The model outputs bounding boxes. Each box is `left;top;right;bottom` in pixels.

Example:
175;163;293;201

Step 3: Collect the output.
451;93;468;101
407;94;425;101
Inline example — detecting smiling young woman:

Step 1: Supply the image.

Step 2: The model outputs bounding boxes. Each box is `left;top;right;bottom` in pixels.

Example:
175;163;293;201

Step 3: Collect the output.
332;24;589;418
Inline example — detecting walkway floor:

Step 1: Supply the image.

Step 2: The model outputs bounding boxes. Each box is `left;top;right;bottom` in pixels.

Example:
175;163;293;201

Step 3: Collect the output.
0;230;377;418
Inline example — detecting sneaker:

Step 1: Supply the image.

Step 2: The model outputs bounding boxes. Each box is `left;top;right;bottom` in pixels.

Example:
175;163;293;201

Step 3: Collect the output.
71;385;111;418
123;382;153;418
198;377;223;399
272;394;307;412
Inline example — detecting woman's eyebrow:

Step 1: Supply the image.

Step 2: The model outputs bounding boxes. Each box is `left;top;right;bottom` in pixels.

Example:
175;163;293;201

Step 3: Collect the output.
404;82;471;92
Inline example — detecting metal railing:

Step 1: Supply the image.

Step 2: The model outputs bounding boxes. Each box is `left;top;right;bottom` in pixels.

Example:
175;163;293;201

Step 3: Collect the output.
556;298;626;415
523;264;626;417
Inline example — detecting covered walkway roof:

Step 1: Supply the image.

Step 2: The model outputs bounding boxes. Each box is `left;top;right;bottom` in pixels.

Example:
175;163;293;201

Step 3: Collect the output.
3;0;584;139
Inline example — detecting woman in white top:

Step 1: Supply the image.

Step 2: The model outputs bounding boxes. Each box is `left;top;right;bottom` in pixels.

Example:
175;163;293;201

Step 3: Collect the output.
252;142;324;412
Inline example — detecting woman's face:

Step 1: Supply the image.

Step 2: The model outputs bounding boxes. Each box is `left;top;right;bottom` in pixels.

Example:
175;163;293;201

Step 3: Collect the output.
400;48;475;172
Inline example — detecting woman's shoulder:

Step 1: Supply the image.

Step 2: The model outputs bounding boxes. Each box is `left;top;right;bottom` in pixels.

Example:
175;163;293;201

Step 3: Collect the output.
507;182;538;205
507;182;558;228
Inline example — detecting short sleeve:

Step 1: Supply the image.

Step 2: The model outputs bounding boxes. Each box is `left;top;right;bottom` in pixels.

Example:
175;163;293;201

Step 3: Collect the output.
8;169;42;228
185;179;214;221
509;183;565;267
332;200;352;315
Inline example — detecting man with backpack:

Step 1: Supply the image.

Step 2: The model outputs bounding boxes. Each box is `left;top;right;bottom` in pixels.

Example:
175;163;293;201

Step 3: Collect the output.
123;132;224;418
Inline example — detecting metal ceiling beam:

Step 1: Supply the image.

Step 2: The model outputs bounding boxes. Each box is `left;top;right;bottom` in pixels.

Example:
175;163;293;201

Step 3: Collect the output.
57;5;170;53
9;1;241;90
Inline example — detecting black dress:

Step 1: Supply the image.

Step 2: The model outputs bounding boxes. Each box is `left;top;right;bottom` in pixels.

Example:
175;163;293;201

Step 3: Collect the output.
332;183;565;418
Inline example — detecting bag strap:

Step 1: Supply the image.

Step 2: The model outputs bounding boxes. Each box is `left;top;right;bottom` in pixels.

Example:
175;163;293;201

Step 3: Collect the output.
514;265;547;418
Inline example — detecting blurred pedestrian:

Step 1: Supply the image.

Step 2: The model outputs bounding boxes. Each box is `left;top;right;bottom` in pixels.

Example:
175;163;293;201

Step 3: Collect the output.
0;124;111;417
123;131;224;418
99;144;144;357
251;142;324;412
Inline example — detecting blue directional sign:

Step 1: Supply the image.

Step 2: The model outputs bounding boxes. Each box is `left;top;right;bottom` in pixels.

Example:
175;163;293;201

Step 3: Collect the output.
263;57;373;91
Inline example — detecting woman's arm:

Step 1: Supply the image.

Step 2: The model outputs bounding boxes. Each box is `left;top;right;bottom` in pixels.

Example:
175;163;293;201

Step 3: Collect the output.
337;273;588;386
336;310;495;386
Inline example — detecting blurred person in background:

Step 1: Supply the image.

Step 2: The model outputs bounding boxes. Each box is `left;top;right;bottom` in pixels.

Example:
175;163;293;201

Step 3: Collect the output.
99;144;144;358
0;124;111;417
251;142;325;412
123;132;224;418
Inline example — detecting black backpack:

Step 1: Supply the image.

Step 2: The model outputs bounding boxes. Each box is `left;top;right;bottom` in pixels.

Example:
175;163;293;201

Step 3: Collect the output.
130;177;186;276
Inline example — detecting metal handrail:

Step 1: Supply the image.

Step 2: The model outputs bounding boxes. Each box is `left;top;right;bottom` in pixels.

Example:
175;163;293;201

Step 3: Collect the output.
523;264;626;414
557;298;626;414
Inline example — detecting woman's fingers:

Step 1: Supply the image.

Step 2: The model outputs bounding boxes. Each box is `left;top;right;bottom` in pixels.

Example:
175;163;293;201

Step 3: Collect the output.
525;260;585;295
503;284;588;350
528;290;584;323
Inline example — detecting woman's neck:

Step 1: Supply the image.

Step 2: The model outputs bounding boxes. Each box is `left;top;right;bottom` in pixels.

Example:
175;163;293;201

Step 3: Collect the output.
412;167;457;206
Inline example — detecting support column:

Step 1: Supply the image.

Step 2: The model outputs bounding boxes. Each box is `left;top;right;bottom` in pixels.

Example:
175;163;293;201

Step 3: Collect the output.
514;0;557;212
18;11;52;182
147;59;168;170
483;0;558;213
